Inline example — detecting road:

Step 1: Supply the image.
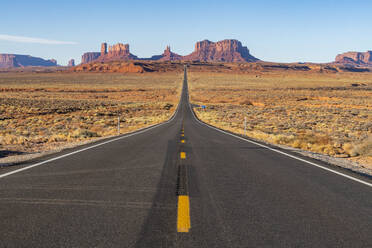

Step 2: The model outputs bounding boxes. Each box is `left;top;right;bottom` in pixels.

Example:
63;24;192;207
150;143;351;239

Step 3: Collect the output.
1;67;371;247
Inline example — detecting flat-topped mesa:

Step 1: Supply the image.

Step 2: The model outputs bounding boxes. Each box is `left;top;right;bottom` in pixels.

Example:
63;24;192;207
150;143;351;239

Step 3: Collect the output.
0;54;58;68
335;51;372;66
184;39;259;62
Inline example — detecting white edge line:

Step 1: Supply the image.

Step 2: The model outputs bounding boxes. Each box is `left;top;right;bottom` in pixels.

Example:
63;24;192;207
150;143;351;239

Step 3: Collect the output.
0;91;182;179
188;103;372;188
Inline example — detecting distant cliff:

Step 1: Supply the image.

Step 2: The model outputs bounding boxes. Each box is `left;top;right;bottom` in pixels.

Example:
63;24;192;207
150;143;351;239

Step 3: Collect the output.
0;54;57;68
79;39;259;64
335;51;372;66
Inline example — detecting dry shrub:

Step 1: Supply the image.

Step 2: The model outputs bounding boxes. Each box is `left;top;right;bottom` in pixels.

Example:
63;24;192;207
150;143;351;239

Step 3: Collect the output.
240;99;253;105
71;129;99;139
352;136;372;157
272;134;295;145
343;143;356;157
48;134;68;142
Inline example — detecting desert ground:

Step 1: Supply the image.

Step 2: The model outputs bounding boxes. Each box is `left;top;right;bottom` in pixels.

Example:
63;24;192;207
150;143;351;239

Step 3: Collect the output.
0;72;182;163
188;70;372;172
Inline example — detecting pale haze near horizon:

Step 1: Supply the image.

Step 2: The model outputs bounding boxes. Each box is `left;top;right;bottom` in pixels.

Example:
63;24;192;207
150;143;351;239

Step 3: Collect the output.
1;0;371;65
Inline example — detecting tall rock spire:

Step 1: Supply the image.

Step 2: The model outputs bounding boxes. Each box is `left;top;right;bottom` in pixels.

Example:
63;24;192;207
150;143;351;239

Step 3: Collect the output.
101;43;107;56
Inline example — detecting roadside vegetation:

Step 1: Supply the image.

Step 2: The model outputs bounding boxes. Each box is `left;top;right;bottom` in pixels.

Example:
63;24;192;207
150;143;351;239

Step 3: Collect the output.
188;71;372;169
0;72;182;158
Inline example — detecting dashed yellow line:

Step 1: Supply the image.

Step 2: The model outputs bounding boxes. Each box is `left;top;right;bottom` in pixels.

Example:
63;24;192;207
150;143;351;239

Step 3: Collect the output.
178;126;190;233
177;195;191;232
180;152;186;159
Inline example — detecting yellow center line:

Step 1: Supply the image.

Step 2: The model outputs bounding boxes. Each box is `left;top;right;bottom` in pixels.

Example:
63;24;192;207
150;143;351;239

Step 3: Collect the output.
180;152;186;159
177;195;191;232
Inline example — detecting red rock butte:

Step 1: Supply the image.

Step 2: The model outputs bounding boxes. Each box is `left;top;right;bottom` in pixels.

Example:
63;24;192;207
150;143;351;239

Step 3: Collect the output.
183;39;258;62
335;51;372;66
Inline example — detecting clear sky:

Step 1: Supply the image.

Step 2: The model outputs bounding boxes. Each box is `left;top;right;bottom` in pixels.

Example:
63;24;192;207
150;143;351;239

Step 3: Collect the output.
1;0;371;65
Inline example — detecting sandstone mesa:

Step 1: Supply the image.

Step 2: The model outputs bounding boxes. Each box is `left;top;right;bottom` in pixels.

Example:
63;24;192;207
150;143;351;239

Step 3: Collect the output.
0;54;57;68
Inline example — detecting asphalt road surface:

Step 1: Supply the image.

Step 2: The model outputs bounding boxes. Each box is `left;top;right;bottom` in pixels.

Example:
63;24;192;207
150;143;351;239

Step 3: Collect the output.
1;68;371;247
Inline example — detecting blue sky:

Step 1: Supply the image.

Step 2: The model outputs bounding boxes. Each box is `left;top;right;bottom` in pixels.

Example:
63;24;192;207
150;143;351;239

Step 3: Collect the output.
1;0;371;65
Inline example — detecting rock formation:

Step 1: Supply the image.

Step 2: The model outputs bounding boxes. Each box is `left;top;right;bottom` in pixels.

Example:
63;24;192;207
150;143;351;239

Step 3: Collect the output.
183;39;259;62
100;43;138;61
150;46;183;61
101;42;107;56
68;59;75;67
0;54;57;68
108;43;129;56
81;43;138;64
160;46;182;61
79;39;259;64
335;51;372;66
81;52;100;64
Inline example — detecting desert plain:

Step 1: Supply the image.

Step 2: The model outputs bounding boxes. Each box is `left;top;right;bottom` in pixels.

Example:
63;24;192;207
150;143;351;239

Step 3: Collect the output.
0;70;181;164
188;68;372;172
